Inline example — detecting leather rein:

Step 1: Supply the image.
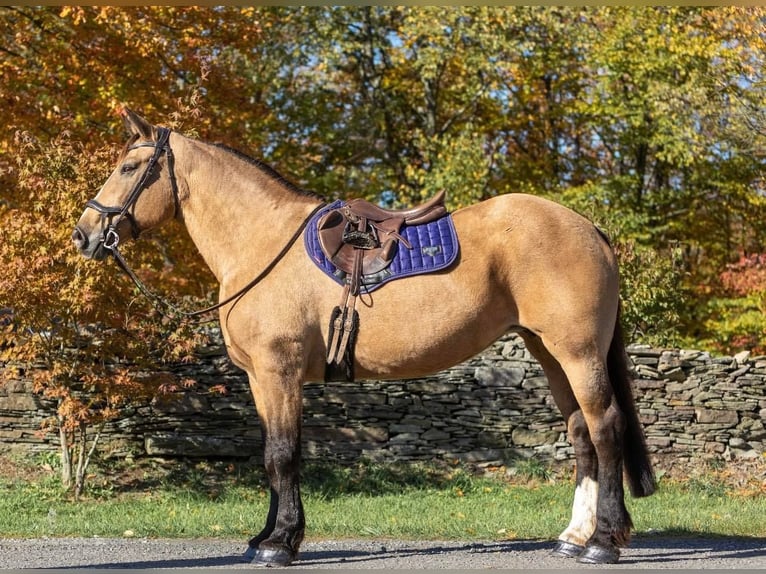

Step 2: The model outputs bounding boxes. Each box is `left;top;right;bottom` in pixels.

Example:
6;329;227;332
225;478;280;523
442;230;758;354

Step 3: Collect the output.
87;127;325;321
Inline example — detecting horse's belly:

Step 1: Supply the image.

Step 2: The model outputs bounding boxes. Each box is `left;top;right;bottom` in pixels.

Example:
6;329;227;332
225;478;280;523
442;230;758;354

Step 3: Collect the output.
351;276;514;379
353;330;505;380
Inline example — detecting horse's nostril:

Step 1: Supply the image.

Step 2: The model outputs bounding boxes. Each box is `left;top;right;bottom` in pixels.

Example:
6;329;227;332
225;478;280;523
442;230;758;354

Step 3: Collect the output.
72;227;88;250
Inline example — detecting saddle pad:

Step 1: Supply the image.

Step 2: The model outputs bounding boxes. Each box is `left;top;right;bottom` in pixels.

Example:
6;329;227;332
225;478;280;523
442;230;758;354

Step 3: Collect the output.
304;200;459;293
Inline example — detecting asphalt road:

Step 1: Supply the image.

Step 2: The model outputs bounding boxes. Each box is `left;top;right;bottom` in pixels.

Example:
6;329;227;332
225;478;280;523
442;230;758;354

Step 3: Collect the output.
0;536;765;570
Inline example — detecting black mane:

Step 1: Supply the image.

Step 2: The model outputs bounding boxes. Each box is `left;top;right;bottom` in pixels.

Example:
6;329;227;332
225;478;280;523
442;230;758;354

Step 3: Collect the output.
211;142;324;201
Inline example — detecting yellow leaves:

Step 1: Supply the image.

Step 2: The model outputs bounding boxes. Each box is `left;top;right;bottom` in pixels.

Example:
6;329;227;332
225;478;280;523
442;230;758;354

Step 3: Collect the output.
59;7;87;26
94;7;112;23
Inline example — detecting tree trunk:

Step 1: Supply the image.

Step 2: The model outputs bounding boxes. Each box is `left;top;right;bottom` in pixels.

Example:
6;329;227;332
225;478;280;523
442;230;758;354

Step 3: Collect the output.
73;421;104;500
58;421;73;490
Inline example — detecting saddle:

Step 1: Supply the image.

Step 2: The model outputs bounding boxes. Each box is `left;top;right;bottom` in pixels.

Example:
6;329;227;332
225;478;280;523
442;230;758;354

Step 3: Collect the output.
317;190;447;282
316;190;448;381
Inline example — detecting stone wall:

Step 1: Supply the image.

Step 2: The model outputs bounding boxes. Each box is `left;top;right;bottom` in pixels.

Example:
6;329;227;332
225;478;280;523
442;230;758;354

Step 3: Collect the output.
1;334;765;465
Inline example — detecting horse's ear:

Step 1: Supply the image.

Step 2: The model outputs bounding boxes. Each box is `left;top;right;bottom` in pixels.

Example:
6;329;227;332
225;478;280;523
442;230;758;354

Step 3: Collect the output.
120;107;154;140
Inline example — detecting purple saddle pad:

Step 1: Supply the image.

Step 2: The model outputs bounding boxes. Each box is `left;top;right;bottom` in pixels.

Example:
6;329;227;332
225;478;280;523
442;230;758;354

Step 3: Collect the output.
304;200;459;293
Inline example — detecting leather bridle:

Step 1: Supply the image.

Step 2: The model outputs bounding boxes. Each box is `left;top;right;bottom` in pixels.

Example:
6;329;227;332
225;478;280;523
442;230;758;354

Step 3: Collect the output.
85;127;325;321
87;127;179;251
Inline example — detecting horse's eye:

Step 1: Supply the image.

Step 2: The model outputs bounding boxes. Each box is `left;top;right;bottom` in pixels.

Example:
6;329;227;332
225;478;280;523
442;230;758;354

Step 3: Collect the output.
121;163;138;175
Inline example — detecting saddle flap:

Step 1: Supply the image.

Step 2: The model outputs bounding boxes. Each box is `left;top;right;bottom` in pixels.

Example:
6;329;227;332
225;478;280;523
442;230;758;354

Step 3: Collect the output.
317;209;351;268
317;208;400;276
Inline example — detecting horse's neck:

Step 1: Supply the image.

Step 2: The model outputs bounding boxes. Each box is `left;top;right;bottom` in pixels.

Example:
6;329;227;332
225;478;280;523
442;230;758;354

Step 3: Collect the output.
175;136;320;290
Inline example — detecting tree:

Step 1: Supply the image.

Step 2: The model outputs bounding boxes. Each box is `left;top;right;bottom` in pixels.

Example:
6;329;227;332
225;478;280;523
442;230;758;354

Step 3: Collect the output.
0;126;207;497
688;254;766;354
2;6;766;378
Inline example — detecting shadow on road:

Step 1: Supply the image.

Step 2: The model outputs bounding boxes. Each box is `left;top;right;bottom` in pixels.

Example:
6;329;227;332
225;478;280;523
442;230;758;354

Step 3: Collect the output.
43;541;552;569
623;533;766;565
296;540;552;567
38;535;766;569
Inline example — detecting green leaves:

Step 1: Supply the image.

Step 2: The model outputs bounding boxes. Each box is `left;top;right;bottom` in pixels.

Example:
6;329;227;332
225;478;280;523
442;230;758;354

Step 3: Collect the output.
2;6;766;354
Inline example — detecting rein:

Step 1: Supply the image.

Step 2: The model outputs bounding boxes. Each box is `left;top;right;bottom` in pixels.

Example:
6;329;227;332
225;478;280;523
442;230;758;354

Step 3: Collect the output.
88;127;326;321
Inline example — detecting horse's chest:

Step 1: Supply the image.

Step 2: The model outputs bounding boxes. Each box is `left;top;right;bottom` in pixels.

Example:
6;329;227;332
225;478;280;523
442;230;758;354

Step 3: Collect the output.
219;325;253;371
226;344;251;371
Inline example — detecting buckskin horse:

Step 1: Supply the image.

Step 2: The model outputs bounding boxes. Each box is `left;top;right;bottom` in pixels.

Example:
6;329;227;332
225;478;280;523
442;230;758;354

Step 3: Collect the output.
72;109;655;566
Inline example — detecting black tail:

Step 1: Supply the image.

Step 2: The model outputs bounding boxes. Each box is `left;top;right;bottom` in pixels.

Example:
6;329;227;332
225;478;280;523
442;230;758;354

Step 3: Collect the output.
608;310;657;497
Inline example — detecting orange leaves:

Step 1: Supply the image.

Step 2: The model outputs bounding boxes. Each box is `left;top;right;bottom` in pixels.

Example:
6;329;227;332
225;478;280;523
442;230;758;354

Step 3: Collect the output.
0;116;212;458
719;254;766;297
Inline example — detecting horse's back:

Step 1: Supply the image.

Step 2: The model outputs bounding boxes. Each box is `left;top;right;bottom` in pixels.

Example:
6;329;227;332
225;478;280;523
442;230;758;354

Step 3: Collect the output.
454;193;613;260
453;193;618;290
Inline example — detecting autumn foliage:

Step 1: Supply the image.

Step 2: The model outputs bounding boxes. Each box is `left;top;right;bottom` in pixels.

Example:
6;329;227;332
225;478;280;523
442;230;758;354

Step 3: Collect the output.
694;255;766;353
0;129;208;496
1;7;766;490
721;255;766;298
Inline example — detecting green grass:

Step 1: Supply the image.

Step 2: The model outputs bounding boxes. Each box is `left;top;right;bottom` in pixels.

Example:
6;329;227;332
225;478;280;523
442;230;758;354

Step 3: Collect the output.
1;456;765;541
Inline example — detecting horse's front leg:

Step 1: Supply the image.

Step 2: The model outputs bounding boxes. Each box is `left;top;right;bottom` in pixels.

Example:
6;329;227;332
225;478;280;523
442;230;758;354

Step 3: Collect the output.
242;370;305;567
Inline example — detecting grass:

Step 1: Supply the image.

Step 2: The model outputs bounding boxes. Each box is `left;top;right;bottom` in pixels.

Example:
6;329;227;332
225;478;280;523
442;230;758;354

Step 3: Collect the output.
0;454;765;541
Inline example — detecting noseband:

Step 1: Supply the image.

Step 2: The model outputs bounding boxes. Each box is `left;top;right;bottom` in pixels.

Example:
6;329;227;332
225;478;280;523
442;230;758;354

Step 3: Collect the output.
85;127;325;321
87;126;179;249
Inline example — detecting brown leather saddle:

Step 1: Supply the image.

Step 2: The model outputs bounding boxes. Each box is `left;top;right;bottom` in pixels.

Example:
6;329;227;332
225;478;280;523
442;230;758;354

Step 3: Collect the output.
317;190;447;283
316;190;448;381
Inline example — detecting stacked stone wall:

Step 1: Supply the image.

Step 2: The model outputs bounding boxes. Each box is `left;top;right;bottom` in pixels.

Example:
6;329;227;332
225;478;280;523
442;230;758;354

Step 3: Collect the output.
1;334;764;465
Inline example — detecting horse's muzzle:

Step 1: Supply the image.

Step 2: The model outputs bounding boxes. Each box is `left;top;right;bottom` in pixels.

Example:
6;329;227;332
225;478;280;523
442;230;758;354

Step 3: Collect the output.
72;226;108;260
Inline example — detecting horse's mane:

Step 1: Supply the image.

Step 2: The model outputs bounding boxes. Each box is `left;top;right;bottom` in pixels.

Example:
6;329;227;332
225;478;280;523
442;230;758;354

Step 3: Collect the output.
117;131;324;201
211;142;325;201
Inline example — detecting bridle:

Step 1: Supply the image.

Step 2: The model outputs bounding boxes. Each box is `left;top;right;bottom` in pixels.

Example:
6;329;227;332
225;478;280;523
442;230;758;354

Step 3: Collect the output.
86;127;325;321
88;127;179;250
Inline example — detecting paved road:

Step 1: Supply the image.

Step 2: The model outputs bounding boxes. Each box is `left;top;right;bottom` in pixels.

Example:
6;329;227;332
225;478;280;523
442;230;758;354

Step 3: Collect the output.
0;536;765;570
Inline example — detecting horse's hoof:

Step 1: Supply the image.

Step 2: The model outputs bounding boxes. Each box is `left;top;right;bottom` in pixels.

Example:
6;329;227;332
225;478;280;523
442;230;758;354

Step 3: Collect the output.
248;546;296;567
577;544;620;564
551;540;585;558
243;545;258;562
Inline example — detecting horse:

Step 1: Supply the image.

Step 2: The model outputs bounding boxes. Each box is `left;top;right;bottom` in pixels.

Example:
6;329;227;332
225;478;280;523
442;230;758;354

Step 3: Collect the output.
72;109;656;566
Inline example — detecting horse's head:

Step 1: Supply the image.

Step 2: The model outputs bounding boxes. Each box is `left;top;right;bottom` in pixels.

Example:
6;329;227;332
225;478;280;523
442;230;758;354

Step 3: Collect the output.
72;109;179;260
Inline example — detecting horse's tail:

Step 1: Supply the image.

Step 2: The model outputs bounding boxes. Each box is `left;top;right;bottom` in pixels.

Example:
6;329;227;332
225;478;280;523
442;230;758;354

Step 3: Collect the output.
608;308;657;498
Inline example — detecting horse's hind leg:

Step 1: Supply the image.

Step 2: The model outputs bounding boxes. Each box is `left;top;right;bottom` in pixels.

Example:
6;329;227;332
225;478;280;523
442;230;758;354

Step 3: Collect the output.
242;370;305;567
557;355;632;564
557;410;599;557
521;334;599;558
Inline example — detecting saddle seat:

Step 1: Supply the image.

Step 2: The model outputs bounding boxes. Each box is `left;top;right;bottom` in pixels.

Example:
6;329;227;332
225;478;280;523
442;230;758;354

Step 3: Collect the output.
318;190;447;278
343;189;447;226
